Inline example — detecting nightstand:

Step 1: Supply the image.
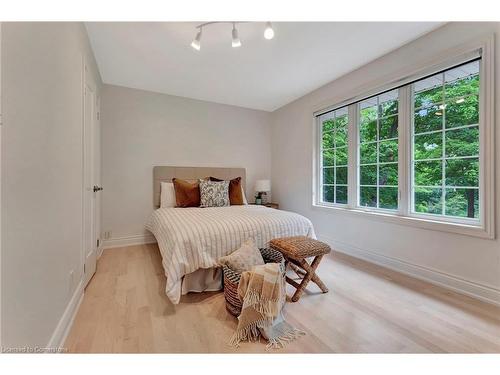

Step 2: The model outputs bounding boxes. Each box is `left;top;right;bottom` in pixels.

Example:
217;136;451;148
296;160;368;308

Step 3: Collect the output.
251;202;279;209
264;203;279;209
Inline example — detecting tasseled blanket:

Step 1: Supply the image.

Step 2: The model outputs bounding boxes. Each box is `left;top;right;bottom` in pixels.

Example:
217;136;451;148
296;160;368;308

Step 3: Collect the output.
230;263;305;350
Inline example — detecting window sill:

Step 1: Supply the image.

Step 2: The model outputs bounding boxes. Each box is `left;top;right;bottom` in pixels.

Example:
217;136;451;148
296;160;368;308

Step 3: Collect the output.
311;203;494;239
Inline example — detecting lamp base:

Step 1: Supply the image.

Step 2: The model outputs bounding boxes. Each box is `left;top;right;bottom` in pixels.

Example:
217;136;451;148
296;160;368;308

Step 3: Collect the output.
261;192;268;205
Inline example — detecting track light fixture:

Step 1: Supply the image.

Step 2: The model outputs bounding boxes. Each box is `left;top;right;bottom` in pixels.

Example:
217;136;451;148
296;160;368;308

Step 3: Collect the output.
231;23;241;48
190;28;202;51
264;22;274;40
190;22;274;51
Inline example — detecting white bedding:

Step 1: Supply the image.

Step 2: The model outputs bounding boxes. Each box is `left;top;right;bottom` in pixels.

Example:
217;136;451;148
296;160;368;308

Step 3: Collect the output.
146;205;316;304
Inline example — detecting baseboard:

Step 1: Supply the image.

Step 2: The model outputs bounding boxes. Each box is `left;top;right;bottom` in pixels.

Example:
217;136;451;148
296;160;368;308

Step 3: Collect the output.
46;280;84;351
319;234;500;307
97;244;104;259
102;233;157;249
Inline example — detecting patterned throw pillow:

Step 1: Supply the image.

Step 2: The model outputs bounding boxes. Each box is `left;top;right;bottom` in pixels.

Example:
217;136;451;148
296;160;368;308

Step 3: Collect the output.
218;239;265;273
199;179;230;207
209;176;244;205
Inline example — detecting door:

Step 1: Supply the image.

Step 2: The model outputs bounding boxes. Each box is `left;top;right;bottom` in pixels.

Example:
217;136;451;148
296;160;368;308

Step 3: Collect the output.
94;95;102;259
83;63;100;288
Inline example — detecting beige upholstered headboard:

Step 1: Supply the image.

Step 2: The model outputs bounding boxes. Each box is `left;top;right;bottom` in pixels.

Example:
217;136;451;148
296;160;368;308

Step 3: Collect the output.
153;166;246;207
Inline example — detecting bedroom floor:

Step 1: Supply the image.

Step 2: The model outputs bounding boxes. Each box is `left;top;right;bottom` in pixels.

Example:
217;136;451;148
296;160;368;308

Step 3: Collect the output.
64;244;500;353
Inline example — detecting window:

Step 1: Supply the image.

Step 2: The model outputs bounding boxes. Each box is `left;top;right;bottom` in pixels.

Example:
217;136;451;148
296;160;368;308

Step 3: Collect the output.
358;90;399;210
411;61;480;219
319;106;349;205
314;43;494;238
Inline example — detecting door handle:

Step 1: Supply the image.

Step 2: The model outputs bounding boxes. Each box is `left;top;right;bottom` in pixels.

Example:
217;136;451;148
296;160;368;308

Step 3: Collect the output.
93;185;103;193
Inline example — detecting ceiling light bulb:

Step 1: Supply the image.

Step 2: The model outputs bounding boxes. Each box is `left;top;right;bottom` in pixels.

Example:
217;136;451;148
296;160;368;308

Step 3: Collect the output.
264;22;274;40
191;29;202;51
232;23;241;47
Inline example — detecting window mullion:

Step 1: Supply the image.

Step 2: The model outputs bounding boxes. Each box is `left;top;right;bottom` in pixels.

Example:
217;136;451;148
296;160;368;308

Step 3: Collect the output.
376;96;380;209
441;73;446;216
316;116;323;205
347;103;358;208
333;113;337;204
398;85;410;216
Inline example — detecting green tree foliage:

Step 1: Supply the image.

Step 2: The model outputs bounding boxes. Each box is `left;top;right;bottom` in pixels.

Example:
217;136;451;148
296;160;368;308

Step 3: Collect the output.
321;64;480;219
358;94;399;209
413;70;479;218
322;113;349;204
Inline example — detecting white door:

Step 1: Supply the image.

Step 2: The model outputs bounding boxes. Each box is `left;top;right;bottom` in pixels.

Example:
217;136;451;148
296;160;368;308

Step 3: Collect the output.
83;63;100;288
94;95;102;259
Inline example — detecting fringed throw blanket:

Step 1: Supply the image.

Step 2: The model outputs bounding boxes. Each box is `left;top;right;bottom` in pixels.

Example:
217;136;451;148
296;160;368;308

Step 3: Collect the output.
230;263;305;349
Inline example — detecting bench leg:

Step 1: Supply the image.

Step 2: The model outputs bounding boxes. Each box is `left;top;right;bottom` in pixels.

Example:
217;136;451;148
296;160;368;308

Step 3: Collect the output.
289;262;306;277
289;255;327;302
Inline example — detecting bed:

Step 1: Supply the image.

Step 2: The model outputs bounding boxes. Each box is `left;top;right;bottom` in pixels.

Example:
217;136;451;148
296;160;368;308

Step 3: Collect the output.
146;166;316;304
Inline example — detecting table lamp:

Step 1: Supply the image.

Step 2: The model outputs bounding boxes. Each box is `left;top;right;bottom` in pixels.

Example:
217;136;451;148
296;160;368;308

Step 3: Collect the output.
254;179;271;205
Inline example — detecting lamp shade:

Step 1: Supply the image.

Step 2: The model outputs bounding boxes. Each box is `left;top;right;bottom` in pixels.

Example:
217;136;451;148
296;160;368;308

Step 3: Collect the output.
255;179;271;192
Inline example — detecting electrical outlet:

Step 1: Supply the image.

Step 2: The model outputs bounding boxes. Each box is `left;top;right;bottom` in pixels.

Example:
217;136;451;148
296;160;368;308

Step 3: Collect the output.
104;231;112;240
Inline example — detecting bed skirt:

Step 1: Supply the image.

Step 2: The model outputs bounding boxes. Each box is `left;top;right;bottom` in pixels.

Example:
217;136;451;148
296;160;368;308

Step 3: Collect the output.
181;267;223;295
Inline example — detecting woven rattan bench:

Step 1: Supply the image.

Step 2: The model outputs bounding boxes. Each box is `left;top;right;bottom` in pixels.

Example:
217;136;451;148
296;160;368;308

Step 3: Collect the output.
222;248;285;316
270;236;331;302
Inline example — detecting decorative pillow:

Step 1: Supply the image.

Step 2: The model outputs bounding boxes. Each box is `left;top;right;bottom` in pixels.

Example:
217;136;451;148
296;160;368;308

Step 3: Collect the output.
209;176;244;205
172;178;201;207
160;182;176;208
218;239;265;273
199;179;230;207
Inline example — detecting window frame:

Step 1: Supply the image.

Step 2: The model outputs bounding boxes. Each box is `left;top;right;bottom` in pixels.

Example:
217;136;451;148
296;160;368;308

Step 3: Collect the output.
318;108;350;207
408;65;482;226
355;89;401;213
312;35;495;239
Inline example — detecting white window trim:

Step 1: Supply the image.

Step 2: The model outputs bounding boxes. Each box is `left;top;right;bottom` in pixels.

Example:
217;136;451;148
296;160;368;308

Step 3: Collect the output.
312;34;495;239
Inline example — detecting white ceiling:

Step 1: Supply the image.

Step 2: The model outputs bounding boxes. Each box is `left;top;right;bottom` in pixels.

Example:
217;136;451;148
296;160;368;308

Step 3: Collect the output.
86;22;444;112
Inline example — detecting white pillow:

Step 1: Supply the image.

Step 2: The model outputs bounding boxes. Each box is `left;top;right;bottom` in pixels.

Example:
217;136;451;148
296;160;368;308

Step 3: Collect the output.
241;186;248;205
160;182;176;208
218;239;264;273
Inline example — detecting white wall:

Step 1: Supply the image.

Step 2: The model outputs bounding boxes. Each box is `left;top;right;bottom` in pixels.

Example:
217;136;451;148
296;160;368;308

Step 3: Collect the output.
1;23;101;348
271;22;500;304
101;84;271;243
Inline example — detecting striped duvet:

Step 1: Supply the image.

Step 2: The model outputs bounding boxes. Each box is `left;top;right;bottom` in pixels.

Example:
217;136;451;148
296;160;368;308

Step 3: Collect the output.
146;205;316;304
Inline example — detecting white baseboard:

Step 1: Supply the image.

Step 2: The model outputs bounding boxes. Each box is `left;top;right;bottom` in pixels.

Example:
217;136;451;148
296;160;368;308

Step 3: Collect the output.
97;246;103;259
46;280;84;351
319;234;500;307
102;233;157;249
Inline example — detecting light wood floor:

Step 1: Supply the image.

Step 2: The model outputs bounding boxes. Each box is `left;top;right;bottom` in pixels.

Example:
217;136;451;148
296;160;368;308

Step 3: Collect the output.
65;244;500;353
